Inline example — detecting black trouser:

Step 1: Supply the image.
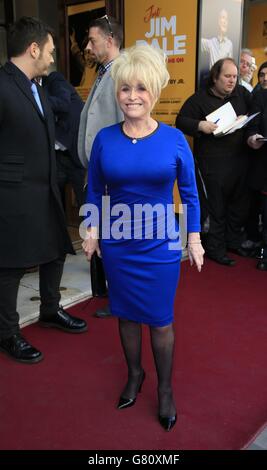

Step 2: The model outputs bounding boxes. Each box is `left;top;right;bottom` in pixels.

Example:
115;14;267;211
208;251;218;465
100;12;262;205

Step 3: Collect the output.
0;256;65;339
198;155;249;257
261;194;267;246
244;189;262;243
56;150;85;209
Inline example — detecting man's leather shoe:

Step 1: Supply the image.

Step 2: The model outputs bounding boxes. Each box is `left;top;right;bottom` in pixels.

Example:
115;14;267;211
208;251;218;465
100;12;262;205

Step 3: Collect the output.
94;304;112;318
207;254;236;266
257;260;267;271
39;306;87;333
228;247;252;257
0;334;43;364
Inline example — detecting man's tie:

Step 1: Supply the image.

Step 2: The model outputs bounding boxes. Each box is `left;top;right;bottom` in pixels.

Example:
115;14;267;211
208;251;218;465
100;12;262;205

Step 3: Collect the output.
88;65;106;102
94;65;106;89
31;82;44;115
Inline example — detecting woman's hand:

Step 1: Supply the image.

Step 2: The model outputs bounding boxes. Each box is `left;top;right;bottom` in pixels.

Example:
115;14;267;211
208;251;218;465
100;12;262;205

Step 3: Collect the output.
82;228;101;261
187;233;205;272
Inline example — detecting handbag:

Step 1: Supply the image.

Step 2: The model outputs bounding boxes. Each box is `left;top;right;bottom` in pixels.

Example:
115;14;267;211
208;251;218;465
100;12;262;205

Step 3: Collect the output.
90;252;108;297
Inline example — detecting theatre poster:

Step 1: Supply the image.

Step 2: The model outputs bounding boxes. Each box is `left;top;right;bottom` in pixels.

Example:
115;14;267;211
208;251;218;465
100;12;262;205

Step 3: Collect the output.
124;0;198;126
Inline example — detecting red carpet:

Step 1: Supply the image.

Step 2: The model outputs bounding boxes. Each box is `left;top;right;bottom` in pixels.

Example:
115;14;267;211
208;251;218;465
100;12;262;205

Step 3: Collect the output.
1;256;267;450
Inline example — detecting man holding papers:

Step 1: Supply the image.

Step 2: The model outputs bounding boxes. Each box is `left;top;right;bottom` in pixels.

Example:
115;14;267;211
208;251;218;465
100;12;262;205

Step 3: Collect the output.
176;58;252;266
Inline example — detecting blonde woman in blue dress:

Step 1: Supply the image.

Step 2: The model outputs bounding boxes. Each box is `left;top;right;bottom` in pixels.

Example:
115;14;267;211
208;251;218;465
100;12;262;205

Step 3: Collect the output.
83;44;204;431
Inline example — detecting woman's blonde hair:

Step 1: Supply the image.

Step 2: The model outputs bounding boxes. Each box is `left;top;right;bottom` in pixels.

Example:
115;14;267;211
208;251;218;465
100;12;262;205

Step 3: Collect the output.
111;44;170;104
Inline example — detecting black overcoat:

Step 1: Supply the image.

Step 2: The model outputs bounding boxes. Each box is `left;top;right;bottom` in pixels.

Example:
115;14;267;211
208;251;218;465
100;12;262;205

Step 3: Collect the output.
0;62;74;268
246;88;267;191
42;71;84;168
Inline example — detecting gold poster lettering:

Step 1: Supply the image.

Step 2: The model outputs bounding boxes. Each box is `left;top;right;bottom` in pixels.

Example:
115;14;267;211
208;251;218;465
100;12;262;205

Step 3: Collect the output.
124;0;198;126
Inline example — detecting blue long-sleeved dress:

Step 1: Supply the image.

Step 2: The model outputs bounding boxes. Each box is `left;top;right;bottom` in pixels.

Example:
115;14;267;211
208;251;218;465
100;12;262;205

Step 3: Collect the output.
86;122;200;326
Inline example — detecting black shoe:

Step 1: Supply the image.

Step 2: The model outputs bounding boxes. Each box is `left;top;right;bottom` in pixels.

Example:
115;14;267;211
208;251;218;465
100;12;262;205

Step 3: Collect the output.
206;254;236;266
256;260;267;271
158;413;177;431
228;247;252;257
117;370;146;409
39;306;87;333
0;334;43;364
94;305;112;318
241;240;262;256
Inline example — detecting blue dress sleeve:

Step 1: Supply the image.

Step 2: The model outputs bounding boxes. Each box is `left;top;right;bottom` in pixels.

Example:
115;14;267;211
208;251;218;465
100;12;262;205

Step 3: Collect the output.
85;132;106;227
176;131;201;233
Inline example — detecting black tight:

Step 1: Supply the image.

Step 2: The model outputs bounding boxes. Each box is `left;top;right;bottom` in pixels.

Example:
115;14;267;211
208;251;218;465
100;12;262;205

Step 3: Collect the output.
118;319;143;399
118;318;176;416
150;323;176;417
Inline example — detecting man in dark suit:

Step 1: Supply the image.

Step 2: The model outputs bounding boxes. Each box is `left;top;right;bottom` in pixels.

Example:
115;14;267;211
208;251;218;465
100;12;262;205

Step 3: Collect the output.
247;87;267;270
0;17;87;365
42;71;85;209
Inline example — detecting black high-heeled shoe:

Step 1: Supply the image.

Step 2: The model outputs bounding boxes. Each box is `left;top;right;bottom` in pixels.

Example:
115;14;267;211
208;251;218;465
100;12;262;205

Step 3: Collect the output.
117;370;146;409
158;413;177;431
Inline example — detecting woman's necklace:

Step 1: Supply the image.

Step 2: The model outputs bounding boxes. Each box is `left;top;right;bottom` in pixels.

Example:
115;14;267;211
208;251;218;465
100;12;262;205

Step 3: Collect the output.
123;121;158;144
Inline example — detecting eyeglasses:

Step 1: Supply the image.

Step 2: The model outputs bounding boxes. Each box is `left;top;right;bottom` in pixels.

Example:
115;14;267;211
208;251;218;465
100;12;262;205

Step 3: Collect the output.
99;15;114;38
240;59;252;68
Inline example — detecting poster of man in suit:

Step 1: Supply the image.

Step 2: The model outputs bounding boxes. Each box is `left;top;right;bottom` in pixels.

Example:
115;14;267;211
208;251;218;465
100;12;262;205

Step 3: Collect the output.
198;0;243;87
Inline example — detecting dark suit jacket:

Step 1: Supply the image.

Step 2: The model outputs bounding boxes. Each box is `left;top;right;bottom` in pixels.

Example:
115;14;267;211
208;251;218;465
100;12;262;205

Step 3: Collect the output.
246;88;267;191
0;62;74;268
43;71;84;168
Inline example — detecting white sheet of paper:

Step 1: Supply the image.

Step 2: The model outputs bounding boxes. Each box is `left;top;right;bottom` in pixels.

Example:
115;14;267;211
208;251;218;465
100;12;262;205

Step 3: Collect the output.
224;112;260;135
206;102;237;135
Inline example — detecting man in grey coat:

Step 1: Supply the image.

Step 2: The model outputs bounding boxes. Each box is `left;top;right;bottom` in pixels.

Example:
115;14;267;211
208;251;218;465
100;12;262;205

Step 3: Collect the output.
78;15;123;167
78;16;123;317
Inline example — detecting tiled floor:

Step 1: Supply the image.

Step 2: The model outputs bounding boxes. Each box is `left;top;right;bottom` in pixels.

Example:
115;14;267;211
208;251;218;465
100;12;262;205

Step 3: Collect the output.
17;249;267;450
18;250;91;328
